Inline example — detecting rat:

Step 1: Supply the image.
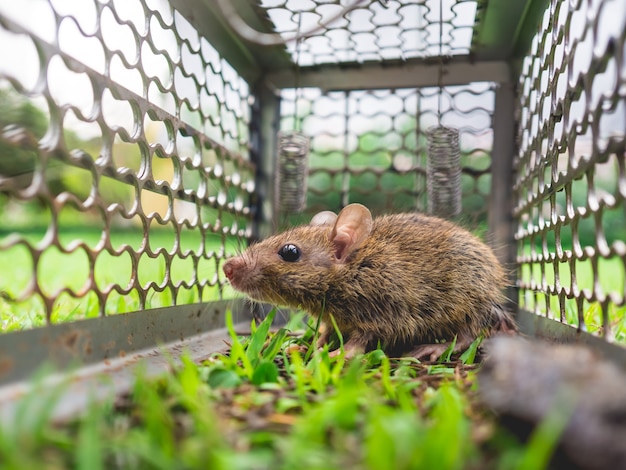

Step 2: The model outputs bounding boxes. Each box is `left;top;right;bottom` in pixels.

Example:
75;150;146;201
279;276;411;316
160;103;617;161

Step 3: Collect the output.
222;203;516;359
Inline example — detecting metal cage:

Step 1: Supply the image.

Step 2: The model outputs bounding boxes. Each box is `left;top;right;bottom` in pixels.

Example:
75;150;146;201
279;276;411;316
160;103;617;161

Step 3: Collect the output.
0;0;625;416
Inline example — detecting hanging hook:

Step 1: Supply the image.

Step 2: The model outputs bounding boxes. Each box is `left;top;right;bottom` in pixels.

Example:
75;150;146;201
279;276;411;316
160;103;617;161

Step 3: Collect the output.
437;0;444;125
294;12;303;132
275;12;310;215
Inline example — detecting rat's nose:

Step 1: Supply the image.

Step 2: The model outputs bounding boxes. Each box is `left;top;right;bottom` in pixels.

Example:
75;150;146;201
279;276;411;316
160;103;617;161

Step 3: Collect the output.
223;260;235;281
223;257;246;285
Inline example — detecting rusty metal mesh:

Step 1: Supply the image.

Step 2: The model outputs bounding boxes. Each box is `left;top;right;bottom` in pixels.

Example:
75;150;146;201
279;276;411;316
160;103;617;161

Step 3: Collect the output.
514;0;626;342
0;0;255;329
279;83;495;227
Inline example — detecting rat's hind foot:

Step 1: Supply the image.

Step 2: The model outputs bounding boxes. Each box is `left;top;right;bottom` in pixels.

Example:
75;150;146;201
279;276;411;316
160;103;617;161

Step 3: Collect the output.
409;335;476;362
490;304;518;335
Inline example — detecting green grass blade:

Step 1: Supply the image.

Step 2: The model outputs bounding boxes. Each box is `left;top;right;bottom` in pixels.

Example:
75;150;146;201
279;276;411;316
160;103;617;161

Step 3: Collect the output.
328;314;344;351
225;310;254;378
262;327;288;361
460;336;482;364
515;396;572;470
439;336;458;363
422;384;471;470
245;309;276;364
75;400;105;470
305;313;324;362
251;360;279;385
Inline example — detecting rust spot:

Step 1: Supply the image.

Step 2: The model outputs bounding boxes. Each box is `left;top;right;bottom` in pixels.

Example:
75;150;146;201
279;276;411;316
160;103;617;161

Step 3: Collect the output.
119;350;126;358
84;341;92;355
127;334;133;346
63;331;79;350
0;356;14;377
102;340;116;351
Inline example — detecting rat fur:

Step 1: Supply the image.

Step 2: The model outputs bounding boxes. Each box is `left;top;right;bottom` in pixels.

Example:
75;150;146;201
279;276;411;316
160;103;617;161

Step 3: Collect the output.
223;203;516;359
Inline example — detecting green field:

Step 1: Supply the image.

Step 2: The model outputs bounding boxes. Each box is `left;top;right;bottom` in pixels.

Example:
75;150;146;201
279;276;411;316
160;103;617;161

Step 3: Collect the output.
0;228;240;331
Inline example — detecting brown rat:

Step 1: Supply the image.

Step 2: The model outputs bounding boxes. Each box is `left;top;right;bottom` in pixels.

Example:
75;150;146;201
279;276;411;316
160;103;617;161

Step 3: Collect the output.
223;203;516;359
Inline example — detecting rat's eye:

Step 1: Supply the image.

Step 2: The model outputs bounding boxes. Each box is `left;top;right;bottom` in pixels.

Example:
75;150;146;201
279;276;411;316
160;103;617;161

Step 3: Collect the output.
278;244;301;262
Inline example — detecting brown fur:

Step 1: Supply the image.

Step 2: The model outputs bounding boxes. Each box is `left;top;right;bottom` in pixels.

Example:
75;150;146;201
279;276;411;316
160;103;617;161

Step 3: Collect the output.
223;206;516;358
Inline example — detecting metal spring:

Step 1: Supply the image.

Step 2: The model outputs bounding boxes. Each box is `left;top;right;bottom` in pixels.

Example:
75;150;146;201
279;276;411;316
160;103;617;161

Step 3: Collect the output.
275;131;310;214
426;126;462;218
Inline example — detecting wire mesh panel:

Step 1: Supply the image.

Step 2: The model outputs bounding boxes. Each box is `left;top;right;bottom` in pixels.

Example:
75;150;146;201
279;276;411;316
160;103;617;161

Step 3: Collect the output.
259;0;478;65
515;0;626;342
0;0;255;331
279;83;495;228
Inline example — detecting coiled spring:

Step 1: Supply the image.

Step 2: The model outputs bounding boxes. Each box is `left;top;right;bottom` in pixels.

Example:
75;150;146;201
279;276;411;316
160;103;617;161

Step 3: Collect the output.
275;131;310;214
426;126;462;218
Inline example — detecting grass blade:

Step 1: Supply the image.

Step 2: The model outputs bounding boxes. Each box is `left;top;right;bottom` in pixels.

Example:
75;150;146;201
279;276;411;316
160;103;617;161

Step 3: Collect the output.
460;336;482;364
245;309;276;365
515;395;572;470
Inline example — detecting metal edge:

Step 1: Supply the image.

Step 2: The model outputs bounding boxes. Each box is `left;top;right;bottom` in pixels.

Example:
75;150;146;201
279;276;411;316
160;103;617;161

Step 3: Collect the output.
265;58;512;91
251;82;281;239
0;299;250;386
169;0;292;84
489;82;518;308
510;0;551;59
0;324;243;424
516;309;626;371
471;0;548;61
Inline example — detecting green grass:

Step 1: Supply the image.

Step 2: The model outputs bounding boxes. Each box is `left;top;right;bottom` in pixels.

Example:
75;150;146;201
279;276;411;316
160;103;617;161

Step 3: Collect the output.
518;256;626;342
0;311;563;470
0;228;241;331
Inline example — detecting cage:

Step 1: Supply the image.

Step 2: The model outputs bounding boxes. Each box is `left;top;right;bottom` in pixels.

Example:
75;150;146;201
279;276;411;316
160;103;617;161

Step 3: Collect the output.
0;0;624;420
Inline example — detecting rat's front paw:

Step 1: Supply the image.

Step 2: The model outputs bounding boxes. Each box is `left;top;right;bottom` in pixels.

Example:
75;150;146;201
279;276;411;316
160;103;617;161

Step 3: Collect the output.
326;337;367;359
315;325;331;349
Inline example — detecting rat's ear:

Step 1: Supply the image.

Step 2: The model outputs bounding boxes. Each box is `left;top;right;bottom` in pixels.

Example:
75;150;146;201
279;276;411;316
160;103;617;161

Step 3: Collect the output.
310;210;337;227
330;204;373;262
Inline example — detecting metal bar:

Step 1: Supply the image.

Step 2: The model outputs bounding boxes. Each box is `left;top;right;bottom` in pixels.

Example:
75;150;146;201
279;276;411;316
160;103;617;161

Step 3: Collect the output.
248;83;265;241
516;309;626;371
0;300;250;386
169;0;292;84
471;0;550;62
341;91;351;208
265;59;513;91
0;323;246;424
253;84;281;237
489;82;518;308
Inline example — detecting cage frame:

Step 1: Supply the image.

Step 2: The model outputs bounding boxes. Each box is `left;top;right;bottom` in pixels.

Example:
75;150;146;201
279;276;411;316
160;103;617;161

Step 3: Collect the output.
0;0;625;421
